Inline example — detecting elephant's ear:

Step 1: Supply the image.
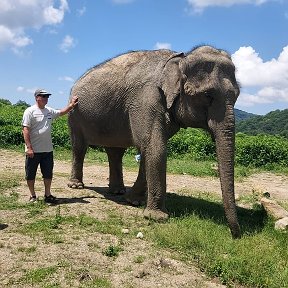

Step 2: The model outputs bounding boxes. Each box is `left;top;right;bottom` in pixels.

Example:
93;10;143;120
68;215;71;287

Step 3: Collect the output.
159;53;185;109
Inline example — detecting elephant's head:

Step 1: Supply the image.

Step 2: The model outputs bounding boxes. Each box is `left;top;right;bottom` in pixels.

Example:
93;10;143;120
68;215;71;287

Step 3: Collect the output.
159;45;241;238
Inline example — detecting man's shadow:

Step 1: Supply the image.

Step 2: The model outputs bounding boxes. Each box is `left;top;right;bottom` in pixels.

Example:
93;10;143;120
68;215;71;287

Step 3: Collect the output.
0;224;8;230
56;196;97;205
85;185;267;235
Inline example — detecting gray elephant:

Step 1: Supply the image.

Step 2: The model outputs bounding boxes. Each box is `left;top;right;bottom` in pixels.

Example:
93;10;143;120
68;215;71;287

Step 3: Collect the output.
68;45;241;238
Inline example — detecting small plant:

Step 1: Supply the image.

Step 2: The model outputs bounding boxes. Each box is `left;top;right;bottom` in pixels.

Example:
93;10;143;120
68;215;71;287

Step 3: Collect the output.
17;246;37;254
133;255;145;263
102;245;122;257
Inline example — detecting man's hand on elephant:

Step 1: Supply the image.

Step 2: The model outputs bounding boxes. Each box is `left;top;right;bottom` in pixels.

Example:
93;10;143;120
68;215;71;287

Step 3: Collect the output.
67;96;79;111
71;96;79;107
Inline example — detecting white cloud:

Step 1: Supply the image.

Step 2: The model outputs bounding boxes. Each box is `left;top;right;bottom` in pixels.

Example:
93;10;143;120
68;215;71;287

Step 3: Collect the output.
59;35;76;53
187;0;270;13
232;45;288;108
0;0;68;52
0;25;33;51
154;42;172;50
16;86;37;95
16;86;25;92
58;76;74;82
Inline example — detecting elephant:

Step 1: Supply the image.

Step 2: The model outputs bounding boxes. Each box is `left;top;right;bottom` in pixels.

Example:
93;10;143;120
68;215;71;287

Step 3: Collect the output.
68;45;241;238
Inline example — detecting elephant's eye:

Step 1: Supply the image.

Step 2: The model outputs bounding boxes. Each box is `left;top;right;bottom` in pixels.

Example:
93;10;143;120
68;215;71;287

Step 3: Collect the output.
204;90;213;105
205;62;214;73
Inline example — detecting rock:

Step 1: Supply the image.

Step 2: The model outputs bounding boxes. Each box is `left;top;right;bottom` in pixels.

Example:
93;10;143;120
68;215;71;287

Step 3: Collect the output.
155;258;171;269
262;192;271;198
275;217;288;231
136;232;144;239
122;228;129;234
260;198;288;220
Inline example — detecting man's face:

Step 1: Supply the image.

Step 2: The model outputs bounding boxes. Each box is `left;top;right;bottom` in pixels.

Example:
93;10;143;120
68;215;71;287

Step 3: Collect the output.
36;95;49;107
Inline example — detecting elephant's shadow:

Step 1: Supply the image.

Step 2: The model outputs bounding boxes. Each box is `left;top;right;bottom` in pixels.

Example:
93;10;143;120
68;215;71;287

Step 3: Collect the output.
86;185;267;235
165;192;267;235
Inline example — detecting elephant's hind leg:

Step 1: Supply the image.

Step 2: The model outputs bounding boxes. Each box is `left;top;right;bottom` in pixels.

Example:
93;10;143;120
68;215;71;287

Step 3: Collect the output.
68;128;87;189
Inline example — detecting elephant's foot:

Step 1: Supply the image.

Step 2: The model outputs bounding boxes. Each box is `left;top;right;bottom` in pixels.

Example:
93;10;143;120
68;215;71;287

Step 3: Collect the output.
143;208;169;222
68;180;84;189
125;189;146;206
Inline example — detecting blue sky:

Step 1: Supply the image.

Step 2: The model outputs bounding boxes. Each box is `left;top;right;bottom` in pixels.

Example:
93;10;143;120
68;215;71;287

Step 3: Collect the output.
0;0;287;115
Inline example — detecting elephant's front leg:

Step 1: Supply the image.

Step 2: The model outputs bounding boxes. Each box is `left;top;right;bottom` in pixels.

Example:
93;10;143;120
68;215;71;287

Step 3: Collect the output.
125;155;147;206
105;147;126;195
143;135;168;221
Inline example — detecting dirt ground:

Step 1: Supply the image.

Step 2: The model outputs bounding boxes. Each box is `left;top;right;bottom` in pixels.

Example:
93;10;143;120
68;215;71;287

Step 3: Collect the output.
0;149;288;287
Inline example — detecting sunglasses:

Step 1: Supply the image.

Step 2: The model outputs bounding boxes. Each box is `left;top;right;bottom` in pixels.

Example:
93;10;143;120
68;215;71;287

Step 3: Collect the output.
39;95;50;98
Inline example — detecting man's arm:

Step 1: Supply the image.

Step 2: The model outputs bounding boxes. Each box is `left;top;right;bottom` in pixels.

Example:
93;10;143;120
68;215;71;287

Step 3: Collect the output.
22;126;34;158
59;96;79;116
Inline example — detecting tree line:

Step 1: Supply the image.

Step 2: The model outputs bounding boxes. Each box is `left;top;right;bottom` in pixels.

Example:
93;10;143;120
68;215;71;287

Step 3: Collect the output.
1;99;288;168
236;108;288;139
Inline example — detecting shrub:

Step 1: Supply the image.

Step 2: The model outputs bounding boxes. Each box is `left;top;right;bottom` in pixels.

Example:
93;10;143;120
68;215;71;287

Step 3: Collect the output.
1;101;288;169
0;125;23;146
168;128;216;160
236;133;288;167
51;116;70;148
0;103;24;126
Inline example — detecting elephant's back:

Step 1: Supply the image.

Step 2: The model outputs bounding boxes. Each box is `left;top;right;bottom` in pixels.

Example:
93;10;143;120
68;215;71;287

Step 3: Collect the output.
71;49;174;107
75;49;174;85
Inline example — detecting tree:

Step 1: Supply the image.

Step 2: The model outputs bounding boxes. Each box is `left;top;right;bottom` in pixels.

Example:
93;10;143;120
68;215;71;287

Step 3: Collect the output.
14;100;30;108
0;98;12;105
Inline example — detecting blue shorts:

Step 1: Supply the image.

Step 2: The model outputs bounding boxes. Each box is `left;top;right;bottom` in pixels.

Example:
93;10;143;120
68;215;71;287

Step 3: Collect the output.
25;152;54;180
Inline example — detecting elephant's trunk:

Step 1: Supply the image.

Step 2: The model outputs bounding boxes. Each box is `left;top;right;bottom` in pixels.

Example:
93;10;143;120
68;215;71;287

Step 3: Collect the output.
209;104;241;239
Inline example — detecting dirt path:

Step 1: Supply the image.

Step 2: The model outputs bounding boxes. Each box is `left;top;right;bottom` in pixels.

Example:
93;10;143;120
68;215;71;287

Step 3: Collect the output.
1;149;288;287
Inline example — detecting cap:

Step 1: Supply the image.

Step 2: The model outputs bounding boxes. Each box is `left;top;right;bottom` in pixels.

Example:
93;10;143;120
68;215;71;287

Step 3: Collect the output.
34;89;51;97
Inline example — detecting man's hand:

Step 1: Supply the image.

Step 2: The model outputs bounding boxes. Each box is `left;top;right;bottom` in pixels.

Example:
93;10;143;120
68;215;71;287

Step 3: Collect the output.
23;126;34;157
59;96;79;116
26;147;34;158
70;96;78;108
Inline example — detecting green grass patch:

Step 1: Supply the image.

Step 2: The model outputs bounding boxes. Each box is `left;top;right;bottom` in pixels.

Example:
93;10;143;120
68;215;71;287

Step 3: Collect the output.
149;191;288;287
19;266;58;285
82;277;112;288
0;172;22;191
20;206;128;240
0;192;26;210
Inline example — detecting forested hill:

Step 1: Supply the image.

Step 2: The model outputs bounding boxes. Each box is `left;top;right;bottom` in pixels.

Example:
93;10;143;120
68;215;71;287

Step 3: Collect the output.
236;109;288;138
234;108;257;123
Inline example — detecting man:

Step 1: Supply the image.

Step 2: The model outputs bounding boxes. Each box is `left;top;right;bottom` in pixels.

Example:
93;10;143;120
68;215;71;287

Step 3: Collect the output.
22;89;78;204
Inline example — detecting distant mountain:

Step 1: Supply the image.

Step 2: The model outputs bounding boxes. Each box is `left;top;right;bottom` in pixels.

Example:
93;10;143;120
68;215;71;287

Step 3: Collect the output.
234;108;257;123
236;109;288;138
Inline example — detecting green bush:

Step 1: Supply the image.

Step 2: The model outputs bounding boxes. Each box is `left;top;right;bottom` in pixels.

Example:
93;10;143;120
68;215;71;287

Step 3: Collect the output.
1;100;288;169
0;102;25;126
236;133;288;167
168;128;216;160
51;116;70;148
0;125;23;146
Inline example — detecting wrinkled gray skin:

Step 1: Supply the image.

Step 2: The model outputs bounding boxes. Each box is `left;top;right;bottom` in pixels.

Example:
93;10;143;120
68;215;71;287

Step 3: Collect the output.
68;45;241;238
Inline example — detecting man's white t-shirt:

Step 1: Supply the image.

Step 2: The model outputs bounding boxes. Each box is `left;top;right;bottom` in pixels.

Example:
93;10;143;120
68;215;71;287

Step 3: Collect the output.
22;105;61;153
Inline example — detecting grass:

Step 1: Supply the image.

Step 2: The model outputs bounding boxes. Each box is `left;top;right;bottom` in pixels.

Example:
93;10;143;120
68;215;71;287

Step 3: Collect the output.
1;147;288;287
149;191;288;287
